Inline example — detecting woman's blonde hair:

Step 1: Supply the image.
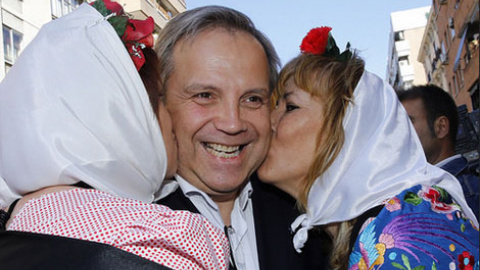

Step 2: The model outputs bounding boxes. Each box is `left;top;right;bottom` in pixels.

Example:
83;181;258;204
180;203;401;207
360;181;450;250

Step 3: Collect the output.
275;52;364;209
274;52;364;269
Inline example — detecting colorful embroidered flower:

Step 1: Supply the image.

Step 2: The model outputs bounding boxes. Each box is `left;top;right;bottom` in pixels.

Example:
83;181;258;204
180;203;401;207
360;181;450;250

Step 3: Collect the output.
300;27;332;55
385;197;401;212
378;233;394;249
458;251;475;270
418;186;459;214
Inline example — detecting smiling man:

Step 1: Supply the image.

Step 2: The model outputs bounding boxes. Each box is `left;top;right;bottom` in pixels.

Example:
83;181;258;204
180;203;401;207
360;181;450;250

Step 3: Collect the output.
166;28;271;205
155;6;328;270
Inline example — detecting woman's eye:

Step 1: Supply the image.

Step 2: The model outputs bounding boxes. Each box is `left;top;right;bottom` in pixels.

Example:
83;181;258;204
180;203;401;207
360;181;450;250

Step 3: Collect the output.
286;103;299;112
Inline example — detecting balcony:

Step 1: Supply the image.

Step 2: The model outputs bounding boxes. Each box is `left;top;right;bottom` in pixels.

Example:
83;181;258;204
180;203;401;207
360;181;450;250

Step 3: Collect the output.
118;0;178;30
395;40;411;57
161;0;186;15
399;64;415;82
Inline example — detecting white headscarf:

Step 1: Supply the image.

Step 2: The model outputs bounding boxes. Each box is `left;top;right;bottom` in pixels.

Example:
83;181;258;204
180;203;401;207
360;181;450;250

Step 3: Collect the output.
0;3;167;208
291;71;478;252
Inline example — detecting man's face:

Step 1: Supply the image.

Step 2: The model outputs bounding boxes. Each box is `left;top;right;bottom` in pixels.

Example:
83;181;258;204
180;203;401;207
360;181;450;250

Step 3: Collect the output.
165;29;271;199
401;98;439;163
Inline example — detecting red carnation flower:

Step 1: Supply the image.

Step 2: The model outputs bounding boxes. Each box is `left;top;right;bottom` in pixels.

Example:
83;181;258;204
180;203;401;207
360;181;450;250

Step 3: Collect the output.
458;251;475;270
122;17;154;44
300;26;332;55
123;17;155;70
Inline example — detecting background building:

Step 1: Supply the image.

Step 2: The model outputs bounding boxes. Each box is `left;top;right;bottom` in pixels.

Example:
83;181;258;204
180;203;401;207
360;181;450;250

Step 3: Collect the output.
418;5;449;91
418;0;479;112
0;0;185;81
387;6;430;91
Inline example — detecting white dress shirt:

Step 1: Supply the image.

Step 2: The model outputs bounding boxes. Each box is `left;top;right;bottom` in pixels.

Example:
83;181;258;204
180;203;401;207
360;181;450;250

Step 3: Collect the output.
434;154;462;167
171;175;260;270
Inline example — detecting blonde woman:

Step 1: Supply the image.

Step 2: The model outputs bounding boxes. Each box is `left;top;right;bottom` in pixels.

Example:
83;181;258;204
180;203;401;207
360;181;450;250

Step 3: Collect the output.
258;27;479;269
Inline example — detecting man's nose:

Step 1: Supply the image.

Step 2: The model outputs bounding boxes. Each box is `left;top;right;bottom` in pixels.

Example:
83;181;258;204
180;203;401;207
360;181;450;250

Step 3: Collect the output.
213;102;247;135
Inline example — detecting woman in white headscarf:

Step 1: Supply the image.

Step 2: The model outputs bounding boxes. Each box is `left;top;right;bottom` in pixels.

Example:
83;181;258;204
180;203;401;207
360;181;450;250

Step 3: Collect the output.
0;2;228;269
258;26;479;270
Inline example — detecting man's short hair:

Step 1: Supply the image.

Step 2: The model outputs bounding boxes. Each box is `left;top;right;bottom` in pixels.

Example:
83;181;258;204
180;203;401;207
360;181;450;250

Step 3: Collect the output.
155;5;280;94
398;85;459;145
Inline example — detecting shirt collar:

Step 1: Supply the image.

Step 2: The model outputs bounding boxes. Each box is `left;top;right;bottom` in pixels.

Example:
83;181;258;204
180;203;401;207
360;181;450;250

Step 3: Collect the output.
175;175;219;210
175;175;253;212
434;154;462;168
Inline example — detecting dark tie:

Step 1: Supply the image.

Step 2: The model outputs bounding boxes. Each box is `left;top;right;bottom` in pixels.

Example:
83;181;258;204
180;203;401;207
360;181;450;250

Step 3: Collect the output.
224;226;238;270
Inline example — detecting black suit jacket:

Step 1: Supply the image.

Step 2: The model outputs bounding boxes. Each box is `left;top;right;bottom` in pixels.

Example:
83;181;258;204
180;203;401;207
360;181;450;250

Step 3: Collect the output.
158;174;330;270
0;230;171;270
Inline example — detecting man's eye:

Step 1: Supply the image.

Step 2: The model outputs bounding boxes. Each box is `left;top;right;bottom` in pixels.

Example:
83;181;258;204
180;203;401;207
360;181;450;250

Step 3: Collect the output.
242;95;265;109
246;96;263;103
194;92;212;99
191;92;216;105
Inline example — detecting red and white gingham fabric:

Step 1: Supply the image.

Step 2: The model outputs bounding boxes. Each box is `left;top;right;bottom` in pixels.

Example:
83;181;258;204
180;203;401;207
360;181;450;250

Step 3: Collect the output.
8;189;229;270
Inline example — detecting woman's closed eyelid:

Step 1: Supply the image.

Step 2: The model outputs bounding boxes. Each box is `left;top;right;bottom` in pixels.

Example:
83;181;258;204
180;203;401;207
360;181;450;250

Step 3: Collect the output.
285;102;299;112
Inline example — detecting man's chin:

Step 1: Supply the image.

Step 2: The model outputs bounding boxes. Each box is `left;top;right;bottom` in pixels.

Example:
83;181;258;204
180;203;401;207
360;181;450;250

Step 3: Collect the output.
204;180;249;200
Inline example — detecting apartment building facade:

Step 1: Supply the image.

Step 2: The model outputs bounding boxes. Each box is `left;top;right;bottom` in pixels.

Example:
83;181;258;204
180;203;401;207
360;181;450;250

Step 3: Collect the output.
387;6;430;91
418;0;479;111
0;0;185;81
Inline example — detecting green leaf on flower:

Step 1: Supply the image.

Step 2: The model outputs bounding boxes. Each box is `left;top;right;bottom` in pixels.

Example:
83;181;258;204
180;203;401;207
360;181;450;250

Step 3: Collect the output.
404;192;422;205
412;266;425;270
431;262;437;270
461;223;465;232
325;33;340;58
91;1;109;16
392;262;407;270
337;42;352;62
436;186;449;201
107;16;128;37
402;254;411;270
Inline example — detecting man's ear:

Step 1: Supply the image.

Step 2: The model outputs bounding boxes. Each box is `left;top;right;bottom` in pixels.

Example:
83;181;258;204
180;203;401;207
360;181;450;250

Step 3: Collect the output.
434;116;450;140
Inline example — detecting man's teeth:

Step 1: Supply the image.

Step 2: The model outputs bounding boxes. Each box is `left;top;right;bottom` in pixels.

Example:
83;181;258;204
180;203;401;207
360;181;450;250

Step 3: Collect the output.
205;143;241;158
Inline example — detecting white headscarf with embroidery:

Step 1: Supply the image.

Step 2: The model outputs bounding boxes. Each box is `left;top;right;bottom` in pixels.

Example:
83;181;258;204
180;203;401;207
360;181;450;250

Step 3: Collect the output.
0;4;167;208
291;71;478;252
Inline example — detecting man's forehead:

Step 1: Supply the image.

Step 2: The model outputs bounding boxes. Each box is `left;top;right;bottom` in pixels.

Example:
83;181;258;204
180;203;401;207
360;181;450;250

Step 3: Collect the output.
402;98;427;117
174;28;259;54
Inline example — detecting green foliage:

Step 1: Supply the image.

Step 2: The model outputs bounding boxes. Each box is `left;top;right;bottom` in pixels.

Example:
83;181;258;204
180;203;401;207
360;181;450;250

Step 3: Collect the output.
404;192;422;205
337;42;352;62
325;33;352;62
391;254;426;270
90;1;109;16
392;262;407;270
107;16;128;37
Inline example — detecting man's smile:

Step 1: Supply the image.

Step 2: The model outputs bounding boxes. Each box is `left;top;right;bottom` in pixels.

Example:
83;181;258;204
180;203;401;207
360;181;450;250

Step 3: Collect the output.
203;142;245;158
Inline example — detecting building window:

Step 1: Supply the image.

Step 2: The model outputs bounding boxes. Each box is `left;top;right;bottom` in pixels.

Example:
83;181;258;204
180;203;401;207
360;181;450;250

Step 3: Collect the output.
394;31;405;41
3;25;22;64
453;75;459;96
444;31;449;48
398;55;409;66
454;0;461;9
456;68;465;89
449;18;456;39
51;0;80;19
